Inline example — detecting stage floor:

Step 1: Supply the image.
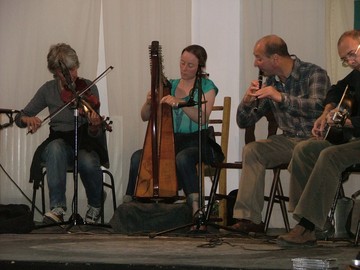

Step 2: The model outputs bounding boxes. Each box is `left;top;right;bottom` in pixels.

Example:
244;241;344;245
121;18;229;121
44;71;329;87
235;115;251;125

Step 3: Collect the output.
0;224;358;270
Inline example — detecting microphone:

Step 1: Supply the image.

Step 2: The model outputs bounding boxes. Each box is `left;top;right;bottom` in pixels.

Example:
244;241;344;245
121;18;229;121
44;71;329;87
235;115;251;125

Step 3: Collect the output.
200;71;209;78
254;69;264;111
0;108;20;114
196;63;209;78
177;88;198;108
0;109;19;129
58;60;75;91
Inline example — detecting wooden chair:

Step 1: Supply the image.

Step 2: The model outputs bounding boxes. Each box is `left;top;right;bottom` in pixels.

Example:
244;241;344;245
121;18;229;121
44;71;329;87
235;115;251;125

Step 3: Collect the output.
202;96;231;225
30;166;117;224
328;164;360;246
205;111;290;232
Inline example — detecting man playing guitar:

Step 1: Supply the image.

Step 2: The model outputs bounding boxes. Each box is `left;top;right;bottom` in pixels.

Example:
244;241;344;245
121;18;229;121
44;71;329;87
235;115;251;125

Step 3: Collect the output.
277;29;360;247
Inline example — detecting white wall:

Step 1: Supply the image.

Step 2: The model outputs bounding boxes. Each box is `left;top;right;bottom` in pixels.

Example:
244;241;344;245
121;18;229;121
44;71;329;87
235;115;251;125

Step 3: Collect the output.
192;0;241;198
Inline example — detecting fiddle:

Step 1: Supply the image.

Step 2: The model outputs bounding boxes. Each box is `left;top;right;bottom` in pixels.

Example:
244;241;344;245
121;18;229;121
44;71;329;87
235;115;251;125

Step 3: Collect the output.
58;61;112;132
60;77;101;115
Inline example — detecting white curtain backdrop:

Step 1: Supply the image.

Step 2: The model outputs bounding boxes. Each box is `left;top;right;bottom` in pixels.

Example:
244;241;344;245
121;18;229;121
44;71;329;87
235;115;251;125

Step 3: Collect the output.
325;0;355;82
0;0;356;225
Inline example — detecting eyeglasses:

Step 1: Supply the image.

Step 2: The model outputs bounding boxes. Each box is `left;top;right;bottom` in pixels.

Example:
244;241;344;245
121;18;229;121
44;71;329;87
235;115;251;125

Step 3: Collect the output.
341;44;360;67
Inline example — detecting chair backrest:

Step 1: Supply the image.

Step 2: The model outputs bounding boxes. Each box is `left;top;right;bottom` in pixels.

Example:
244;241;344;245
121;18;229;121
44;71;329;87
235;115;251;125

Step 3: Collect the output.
244;110;278;144
208;96;231;162
203;97;231;222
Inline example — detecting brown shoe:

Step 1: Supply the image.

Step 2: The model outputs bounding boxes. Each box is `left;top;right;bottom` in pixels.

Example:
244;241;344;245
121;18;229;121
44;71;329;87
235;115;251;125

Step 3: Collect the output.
189;224;207;233
228;219;265;233
277;224;317;247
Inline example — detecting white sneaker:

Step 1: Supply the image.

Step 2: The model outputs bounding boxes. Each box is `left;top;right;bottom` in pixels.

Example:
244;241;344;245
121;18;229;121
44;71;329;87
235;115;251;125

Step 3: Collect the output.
85;205;101;224
43;207;65;224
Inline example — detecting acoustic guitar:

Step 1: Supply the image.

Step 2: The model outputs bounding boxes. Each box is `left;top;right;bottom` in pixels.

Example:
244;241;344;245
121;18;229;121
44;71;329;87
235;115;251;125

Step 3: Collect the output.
324;85;356;144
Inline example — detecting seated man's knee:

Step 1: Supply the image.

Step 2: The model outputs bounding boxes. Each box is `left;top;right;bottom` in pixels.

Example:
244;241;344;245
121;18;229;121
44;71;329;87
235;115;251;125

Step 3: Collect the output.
293;140;310;156
318;146;338;163
293;140;328;160
242;141;259;157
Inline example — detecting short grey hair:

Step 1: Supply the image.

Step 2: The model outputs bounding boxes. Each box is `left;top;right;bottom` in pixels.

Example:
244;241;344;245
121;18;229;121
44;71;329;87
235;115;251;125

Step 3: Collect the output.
47;43;80;76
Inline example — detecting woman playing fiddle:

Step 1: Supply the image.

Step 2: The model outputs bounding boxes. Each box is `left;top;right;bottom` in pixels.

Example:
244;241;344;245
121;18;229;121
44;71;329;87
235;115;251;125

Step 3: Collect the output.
15;43;109;224
124;45;219;221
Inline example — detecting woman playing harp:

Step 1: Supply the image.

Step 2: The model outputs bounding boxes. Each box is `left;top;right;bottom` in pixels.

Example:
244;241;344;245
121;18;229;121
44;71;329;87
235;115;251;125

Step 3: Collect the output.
124;44;219;215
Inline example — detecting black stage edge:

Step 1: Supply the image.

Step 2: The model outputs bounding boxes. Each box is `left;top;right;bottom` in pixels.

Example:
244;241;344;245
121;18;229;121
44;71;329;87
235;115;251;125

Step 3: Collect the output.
0;260;271;270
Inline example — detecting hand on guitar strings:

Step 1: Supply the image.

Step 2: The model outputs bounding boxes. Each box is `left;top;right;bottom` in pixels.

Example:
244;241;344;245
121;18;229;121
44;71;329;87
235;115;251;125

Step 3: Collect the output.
312;108;353;140
311;108;338;139
311;113;328;139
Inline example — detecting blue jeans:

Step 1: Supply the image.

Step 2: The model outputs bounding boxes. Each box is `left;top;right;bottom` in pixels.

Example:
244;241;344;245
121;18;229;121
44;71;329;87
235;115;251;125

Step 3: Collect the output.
126;146;199;197
41;138;103;210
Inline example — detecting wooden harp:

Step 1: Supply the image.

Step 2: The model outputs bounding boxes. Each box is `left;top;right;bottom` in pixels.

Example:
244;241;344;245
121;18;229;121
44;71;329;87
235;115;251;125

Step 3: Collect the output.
134;41;178;199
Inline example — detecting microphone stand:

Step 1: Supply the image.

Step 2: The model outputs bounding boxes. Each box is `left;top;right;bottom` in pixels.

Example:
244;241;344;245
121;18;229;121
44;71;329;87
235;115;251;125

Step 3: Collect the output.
66;94;83;229
192;65;206;231
58;61;84;229
190;67;226;233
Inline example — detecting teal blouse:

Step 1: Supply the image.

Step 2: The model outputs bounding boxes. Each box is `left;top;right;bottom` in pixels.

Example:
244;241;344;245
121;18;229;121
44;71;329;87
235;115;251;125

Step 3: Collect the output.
170;78;218;134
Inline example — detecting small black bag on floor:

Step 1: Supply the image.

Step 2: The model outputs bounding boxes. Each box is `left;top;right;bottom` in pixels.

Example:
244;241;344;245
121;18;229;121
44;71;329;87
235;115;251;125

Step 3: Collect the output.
0;204;34;233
